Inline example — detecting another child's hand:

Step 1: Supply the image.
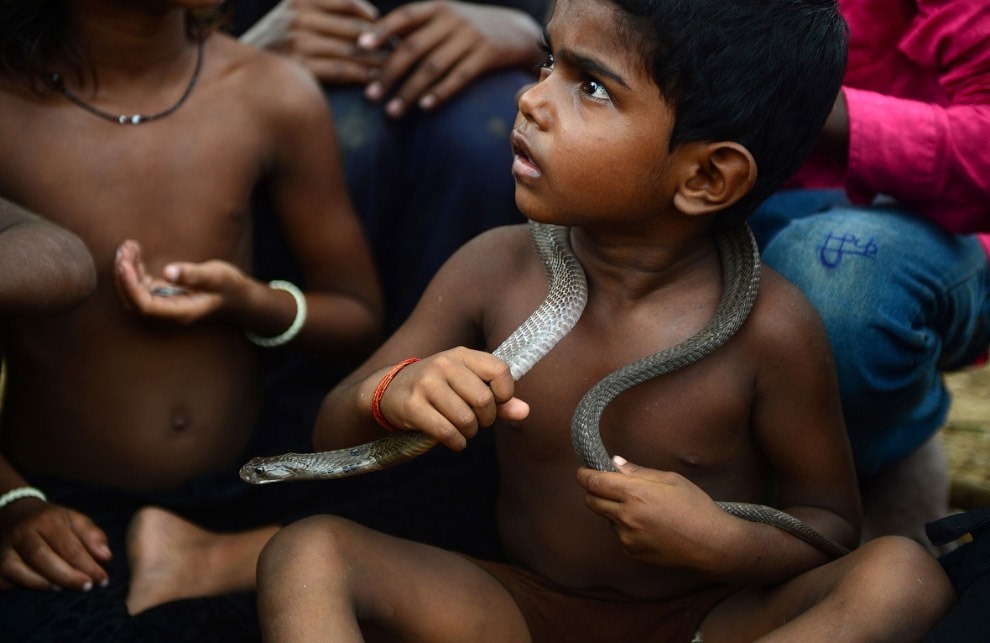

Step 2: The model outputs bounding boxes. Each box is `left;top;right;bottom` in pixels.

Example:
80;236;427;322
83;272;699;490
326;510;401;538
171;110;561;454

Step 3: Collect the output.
577;456;734;570
240;0;387;85
359;1;541;117
374;347;529;451
114;240;244;324
0;498;111;592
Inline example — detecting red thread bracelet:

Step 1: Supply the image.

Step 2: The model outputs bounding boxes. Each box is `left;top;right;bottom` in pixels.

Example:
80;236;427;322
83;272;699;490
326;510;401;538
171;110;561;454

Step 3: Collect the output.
371;358;420;431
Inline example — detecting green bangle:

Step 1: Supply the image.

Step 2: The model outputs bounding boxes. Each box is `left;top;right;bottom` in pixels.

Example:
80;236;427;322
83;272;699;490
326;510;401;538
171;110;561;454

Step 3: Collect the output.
245;280;307;348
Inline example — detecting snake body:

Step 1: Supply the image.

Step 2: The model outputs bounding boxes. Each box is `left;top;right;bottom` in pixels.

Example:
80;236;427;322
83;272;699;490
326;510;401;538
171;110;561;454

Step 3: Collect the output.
240;220;848;559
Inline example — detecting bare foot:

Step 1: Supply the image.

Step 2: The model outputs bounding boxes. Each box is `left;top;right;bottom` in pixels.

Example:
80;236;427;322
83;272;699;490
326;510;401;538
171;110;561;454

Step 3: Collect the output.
125;506;279;615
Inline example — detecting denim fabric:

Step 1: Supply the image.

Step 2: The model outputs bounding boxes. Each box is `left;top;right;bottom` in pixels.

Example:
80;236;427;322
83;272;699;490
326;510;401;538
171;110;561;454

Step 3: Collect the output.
751;189;990;476
327;71;530;331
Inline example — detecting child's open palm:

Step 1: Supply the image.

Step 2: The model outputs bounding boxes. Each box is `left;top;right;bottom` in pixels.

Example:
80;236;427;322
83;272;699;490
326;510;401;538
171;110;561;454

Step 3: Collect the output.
113;240;246;325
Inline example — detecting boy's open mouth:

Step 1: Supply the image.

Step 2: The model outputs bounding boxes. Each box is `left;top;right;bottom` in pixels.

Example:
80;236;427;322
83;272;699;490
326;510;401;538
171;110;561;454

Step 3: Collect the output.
510;131;542;178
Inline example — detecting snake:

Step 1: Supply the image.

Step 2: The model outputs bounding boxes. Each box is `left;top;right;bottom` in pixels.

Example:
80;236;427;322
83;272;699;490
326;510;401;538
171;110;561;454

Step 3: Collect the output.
240;220;849;559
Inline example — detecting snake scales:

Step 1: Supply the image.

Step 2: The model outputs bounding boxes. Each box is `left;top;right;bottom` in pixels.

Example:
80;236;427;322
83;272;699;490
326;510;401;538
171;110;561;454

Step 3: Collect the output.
241;220;849;559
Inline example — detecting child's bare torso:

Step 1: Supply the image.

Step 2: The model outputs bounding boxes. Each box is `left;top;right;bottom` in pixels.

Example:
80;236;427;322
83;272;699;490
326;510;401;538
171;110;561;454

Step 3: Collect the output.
468;225;776;600
0;36;276;490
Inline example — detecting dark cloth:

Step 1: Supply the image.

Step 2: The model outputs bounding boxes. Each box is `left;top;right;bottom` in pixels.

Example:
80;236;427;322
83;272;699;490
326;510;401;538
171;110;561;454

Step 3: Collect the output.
325;74;529;331
923;507;990;642
471;558;737;643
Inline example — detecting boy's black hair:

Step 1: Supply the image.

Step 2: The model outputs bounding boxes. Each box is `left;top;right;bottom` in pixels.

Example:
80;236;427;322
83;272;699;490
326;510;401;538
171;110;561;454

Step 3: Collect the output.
609;0;848;225
0;1;228;93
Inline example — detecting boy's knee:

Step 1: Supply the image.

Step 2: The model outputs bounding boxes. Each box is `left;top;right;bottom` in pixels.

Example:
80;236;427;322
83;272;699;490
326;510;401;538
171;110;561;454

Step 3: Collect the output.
258;515;353;582
852;537;955;612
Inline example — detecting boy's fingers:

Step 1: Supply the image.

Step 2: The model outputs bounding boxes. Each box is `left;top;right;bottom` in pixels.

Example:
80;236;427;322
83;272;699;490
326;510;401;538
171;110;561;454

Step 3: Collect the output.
42;527;110;588
69;513;112;563
418;410;469;451
0;552;62;591
387;32;461;107
358;2;433;49
495;397;529;422
308;57;380;85
162;261;235;294
315;0;380;22
18;535;103;591
576;468;626;500
465;352;515;402
612;455;643;473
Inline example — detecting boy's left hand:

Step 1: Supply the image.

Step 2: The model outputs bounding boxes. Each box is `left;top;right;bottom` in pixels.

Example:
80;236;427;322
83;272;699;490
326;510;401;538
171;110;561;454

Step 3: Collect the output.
577;456;734;569
113;240;242;324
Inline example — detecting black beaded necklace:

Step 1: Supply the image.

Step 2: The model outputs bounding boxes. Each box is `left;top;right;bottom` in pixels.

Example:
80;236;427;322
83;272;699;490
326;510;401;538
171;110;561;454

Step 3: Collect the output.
51;36;204;125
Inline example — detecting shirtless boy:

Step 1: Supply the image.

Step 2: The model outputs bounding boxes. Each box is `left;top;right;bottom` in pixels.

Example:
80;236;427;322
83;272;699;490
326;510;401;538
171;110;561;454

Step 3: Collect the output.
0;0;381;639
255;0;955;640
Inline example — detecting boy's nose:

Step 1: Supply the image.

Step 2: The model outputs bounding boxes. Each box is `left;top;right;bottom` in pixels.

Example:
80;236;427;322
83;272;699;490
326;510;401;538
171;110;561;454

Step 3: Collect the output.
516;71;552;126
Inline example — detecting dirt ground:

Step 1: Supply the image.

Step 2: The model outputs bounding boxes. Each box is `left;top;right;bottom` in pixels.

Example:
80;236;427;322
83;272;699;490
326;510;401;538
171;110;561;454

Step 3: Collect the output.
942;363;990;509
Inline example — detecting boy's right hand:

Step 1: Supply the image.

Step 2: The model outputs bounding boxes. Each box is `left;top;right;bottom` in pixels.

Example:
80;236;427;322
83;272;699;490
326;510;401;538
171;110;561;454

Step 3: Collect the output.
0;498;111;592
372;347;529;451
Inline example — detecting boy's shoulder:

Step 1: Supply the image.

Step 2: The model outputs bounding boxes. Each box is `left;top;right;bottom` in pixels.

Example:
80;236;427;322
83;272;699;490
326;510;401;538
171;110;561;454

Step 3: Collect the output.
745;262;831;355
454;223;537;274
426;223;537;300
206;30;327;117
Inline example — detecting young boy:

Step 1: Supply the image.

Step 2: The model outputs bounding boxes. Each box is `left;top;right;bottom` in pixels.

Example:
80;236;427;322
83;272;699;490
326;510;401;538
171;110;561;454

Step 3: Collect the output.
255;0;955;639
0;0;381;639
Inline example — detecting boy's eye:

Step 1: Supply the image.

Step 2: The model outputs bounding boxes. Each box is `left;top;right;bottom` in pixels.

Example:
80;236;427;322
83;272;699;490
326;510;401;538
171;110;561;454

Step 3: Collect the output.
583;78;610;100
542;52;555;71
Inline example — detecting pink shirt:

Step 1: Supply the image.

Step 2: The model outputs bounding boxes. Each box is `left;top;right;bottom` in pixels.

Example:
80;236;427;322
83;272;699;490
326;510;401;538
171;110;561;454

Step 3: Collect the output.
790;0;990;254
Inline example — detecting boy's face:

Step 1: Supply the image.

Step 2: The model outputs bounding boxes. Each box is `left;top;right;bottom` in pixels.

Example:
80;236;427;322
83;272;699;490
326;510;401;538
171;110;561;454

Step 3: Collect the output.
512;0;677;228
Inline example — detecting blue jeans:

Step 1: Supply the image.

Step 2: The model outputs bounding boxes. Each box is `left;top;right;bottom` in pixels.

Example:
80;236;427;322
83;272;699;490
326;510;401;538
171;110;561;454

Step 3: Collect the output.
751;189;990;476
327;71;529;331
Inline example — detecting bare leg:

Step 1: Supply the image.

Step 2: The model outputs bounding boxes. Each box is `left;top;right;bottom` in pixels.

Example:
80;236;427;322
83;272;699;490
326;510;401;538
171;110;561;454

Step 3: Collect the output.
860;434;951;552
125;506;278;615
256;515;529;642
700;536;955;642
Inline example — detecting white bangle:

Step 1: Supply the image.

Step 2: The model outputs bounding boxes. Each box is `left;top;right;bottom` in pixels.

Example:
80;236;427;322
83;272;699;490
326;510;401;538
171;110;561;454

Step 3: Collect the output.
245;280;307;348
0;486;46;511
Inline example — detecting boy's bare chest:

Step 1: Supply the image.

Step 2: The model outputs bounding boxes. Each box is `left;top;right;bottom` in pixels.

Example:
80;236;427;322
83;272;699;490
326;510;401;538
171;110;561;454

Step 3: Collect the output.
0;102;263;262
504;318;756;473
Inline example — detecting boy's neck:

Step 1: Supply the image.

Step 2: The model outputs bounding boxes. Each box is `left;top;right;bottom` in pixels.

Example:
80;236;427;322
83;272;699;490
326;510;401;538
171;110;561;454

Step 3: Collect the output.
568;219;722;303
64;1;193;79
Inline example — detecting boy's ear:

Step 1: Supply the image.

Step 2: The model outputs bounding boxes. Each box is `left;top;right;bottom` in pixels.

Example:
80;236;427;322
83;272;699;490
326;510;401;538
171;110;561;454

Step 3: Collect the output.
672;142;757;216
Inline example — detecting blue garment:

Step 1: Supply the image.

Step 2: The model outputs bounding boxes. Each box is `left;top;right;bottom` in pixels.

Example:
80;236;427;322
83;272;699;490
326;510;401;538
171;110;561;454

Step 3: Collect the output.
327;71;529;331
750;189;990;476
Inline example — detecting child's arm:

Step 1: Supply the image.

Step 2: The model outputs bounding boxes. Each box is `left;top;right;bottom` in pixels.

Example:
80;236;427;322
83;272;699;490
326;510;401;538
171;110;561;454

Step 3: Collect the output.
0;196;95;314
0;202;102;593
314;226;531;451
240;53;384;359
